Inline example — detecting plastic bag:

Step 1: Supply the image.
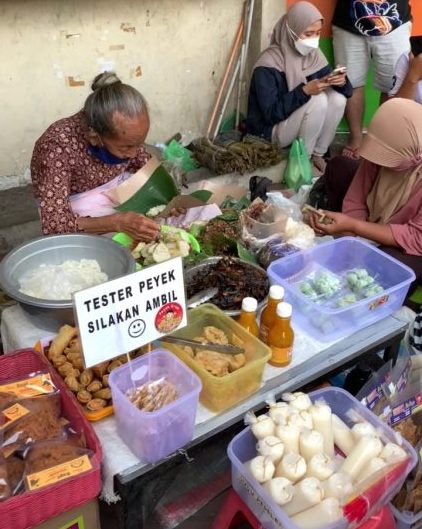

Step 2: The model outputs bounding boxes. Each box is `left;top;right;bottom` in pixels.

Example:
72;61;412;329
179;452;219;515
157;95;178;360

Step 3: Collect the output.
265;192;303;222
127;377;179;412
163;140;197;173
0;454;10;501
283;138;313;191
257;237;299;268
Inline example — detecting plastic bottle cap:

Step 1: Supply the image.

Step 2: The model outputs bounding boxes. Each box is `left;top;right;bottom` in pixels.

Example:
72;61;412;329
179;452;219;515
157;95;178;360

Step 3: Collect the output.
242;297;258;312
269;285;285;300
276;302;292;318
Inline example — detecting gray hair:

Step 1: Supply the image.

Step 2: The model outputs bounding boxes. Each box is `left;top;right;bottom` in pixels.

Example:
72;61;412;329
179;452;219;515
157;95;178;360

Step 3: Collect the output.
83;72;148;138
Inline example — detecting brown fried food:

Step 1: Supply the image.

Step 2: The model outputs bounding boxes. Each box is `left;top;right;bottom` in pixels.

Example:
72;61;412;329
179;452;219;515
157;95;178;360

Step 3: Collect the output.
224;352;246;371
128;379;178;412
86;398;107;411
51;355;67;367
195;350;230;377
66;353;84;370
107;360;122;373
64;337;81;356
183;346;194;357
64;375;80;392
25;440;84;475
93;388;111;400
57;362;75;377
77;390;92;404
102;374;109;387
48;325;77;357
203;326;229;345
231;333;244;348
86;380;102;393
79;369;94;387
92;362;109;378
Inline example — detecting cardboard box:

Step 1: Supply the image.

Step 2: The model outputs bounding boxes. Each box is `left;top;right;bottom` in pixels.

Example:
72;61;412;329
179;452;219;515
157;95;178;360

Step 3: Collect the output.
33;500;100;529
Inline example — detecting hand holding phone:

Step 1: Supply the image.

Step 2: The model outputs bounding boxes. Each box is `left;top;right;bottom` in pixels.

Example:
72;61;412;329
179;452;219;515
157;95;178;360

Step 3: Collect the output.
331;66;347;76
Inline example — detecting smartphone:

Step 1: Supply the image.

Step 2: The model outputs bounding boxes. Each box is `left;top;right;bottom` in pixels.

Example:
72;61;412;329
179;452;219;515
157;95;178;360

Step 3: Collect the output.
410;36;422;57
331;66;347;76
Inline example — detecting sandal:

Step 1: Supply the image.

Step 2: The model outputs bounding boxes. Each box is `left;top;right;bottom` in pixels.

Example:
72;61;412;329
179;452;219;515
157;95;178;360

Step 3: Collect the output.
342;146;361;160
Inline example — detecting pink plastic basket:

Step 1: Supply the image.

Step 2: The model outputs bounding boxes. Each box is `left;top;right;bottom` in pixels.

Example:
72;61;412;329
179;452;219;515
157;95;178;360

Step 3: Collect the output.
0;349;102;529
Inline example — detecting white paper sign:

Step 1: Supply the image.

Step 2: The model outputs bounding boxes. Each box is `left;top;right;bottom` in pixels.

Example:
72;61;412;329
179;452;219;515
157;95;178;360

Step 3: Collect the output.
73;257;187;368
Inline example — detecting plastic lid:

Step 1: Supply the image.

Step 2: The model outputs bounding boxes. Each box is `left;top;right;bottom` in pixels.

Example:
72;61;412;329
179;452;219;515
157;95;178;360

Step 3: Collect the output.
269;285;284;300
276;302;292;318
241;297;258;312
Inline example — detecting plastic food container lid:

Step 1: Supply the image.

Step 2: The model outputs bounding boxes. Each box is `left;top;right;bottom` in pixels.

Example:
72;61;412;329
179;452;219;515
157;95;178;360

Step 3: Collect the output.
276;301;292;318
242;297;258;312
269;285;284;300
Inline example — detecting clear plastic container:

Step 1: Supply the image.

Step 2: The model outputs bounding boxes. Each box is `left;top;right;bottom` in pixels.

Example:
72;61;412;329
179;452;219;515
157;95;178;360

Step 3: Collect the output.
228;387;417;529
162;304;271;412
391;505;422;529
109;348;201;463
267;238;415;342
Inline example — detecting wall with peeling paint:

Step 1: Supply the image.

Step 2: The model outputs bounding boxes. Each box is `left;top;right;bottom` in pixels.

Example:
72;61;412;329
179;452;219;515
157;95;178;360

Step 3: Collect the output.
0;0;285;184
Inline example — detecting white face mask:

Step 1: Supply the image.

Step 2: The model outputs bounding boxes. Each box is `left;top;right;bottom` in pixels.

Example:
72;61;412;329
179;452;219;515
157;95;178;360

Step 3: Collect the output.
294;37;320;55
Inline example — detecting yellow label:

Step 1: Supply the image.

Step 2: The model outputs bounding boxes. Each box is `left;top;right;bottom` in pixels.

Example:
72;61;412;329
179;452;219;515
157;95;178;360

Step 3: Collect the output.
0;373;55;398
26;455;92;491
0;403;30;430
270;346;292;367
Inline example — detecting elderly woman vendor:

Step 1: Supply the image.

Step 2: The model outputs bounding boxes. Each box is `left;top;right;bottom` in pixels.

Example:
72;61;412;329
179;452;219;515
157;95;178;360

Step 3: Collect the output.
308;98;422;276
31;72;159;242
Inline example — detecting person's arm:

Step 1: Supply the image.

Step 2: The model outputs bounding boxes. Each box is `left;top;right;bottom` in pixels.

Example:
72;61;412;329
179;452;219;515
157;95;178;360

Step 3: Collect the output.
394;54;422;101
31;141;159;241
342;160;379;221
312;65;353;98
252;67;312;125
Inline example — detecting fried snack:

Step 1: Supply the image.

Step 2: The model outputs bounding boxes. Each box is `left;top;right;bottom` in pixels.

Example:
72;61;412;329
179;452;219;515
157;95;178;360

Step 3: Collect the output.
224;353;246;371
107;360;122;373
93;388;111;400
76;390;92;404
195;350;230;377
231;333;244;348
79;369;94;387
92;362;109;378
51;355;67;368
25;440;85;475
48;325;77;357
6;455;24;495
127;379;178;412
64;338;81;356
64;375;80;392
102;375;109;388
86;380;102;393
193;336;208;345
203;326;229;345
57;362;75;377
66;353;84;370
0;457;11;500
86;398;107;411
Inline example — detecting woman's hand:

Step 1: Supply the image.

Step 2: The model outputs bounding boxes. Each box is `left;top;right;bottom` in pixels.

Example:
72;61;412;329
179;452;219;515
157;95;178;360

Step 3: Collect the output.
327;72;347;87
115;212;160;242
308;210;356;235
303;78;330;96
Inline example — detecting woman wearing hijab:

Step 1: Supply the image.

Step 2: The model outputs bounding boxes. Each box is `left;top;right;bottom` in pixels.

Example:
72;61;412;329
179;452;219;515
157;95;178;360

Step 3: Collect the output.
308;98;422;277
246;1;352;173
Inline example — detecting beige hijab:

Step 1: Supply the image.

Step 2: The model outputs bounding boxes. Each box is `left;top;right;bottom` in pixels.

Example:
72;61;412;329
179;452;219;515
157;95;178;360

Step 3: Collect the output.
254;1;327;91
359;98;422;224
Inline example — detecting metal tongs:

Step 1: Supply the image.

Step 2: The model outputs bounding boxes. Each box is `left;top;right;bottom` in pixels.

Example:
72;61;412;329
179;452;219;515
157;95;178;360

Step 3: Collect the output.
160;335;244;355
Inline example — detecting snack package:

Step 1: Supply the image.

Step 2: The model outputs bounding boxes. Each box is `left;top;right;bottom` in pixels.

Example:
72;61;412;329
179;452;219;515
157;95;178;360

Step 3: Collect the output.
257;237;299;269
1;393;62;457
127;377;179;412
22;438;92;492
0;453;10;501
0;371;58;400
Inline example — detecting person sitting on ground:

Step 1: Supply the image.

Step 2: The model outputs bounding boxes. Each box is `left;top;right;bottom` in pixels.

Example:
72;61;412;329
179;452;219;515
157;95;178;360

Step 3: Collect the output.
332;0;412;159
390;37;422;103
307;98;422;279
31;72;159;241
245;1;352;174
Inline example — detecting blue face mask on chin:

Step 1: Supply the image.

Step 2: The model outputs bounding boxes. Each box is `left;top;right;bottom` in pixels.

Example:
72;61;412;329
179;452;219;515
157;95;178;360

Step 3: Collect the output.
88;144;129;165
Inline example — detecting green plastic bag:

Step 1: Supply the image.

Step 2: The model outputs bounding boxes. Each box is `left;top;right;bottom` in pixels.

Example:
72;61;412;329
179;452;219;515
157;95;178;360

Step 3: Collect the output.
283;138;313;191
163;140;197;172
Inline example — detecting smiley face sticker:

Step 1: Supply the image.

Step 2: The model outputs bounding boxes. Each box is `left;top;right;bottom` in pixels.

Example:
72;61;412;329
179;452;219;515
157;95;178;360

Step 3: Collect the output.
128;318;146;338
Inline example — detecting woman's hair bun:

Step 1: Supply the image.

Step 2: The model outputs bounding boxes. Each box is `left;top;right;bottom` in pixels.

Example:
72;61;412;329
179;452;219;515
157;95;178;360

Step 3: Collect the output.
91;72;121;91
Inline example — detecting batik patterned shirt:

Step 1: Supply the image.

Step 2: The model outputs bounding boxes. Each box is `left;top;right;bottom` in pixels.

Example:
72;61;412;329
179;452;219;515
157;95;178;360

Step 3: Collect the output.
31;111;150;234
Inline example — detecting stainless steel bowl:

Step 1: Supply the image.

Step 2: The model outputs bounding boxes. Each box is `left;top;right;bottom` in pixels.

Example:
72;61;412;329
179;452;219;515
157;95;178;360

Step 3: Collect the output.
0;234;136;330
184;256;269;317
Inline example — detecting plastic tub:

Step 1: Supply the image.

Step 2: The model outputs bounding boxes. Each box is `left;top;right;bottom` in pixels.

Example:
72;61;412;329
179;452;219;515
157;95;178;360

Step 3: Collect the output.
109;348;202;463
267;238;415;342
162;304;272;412
391;505;422;529
228;387;417;529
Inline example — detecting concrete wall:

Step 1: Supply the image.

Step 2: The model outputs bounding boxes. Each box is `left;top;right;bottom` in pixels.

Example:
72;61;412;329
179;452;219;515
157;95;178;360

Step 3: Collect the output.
0;0;286;188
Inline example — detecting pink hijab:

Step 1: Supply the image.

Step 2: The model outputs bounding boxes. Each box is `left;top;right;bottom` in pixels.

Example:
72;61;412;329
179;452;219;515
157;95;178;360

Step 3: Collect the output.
254;1;327;90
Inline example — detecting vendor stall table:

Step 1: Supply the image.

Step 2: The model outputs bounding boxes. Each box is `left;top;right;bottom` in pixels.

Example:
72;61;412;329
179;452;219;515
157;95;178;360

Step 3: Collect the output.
0;304;409;529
